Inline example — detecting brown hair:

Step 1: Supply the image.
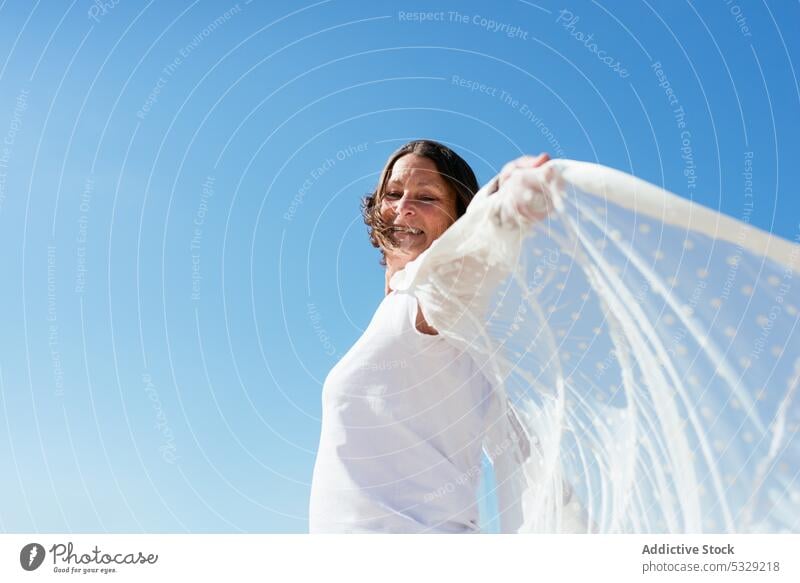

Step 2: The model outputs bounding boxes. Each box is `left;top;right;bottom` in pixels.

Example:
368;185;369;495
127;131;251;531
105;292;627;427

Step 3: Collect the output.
361;140;479;265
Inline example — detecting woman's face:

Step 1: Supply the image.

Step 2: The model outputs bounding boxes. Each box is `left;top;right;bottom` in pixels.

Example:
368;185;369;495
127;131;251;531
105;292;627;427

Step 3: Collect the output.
379;154;458;263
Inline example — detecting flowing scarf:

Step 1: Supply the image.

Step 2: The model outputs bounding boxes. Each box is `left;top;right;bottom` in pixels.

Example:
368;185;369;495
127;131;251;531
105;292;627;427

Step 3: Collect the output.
389;160;800;533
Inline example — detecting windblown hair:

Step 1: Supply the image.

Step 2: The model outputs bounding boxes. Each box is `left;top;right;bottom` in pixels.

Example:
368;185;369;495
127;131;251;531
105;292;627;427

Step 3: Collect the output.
361;140;479;265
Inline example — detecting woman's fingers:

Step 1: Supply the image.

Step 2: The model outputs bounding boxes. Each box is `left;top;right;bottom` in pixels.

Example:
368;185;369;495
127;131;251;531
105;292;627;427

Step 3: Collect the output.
498;153;551;188
493;163;558;228
530;152;550;167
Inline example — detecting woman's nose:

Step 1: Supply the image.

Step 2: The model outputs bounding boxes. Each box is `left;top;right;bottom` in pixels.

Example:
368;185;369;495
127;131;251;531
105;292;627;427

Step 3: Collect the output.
394;195;415;216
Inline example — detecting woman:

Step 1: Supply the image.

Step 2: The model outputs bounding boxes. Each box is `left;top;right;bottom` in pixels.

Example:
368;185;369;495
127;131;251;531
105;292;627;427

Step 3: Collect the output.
308;140;552;533
310;140;800;533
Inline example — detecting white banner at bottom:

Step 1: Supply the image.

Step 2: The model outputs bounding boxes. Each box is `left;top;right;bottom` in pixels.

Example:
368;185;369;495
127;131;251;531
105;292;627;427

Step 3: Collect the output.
2;534;798;582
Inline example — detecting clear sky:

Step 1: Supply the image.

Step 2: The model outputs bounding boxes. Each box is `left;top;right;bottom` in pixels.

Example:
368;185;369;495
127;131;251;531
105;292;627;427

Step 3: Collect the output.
0;0;798;533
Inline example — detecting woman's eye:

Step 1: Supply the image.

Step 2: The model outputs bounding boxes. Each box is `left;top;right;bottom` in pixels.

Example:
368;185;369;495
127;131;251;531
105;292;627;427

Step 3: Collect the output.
385;191;401;199
419;196;436;202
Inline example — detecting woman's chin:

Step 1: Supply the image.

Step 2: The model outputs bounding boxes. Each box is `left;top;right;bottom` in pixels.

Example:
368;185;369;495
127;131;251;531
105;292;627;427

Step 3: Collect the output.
392;233;427;252
387;242;431;267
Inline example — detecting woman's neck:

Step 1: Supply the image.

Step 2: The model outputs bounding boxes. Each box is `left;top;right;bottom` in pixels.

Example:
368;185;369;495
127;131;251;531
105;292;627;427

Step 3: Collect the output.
384;252;412;295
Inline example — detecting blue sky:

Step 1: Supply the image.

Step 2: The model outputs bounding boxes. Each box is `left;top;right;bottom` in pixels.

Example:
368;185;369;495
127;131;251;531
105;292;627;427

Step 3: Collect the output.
0;0;798;533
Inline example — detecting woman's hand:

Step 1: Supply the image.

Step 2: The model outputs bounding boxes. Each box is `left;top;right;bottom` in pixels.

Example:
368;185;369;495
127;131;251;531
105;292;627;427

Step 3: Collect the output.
498;153;550;189
491;152;559;228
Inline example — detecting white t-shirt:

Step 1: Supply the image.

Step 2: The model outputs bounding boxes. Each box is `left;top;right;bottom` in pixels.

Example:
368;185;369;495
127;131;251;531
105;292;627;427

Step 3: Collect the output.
309;290;497;533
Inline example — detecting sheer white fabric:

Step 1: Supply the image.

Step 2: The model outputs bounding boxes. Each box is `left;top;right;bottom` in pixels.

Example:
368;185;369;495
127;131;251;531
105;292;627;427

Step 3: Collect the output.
390;159;800;533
